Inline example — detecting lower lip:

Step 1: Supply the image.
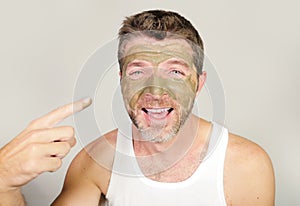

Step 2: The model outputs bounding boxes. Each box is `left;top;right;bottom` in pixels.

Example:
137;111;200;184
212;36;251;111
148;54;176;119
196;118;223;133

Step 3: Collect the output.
143;109;173;122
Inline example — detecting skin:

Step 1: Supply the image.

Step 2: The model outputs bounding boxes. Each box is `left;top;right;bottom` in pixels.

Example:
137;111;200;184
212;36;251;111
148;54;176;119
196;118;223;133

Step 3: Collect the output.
0;98;92;206
52;36;275;206
121;43;198;142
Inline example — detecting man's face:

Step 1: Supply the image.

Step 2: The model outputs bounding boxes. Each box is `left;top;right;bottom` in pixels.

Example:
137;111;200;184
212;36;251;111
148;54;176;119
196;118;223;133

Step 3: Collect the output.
120;36;200;142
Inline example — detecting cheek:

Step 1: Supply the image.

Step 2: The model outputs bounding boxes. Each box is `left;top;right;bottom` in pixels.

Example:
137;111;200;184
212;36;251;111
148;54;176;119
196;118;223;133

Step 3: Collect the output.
121;76;197;112
187;73;199;92
121;79;150;110
176;93;196;110
121;80;137;109
167;81;197;107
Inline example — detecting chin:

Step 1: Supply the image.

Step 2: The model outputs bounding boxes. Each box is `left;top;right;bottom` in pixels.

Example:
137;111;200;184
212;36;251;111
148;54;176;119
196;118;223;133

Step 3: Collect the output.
130;108;183;143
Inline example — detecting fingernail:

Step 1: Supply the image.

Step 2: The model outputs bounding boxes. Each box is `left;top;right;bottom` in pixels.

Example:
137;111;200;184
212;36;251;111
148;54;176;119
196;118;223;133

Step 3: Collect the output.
73;97;92;112
83;97;92;104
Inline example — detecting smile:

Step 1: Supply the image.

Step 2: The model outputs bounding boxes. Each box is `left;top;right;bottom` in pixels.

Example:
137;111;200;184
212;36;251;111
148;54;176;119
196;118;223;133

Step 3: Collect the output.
142;107;174;120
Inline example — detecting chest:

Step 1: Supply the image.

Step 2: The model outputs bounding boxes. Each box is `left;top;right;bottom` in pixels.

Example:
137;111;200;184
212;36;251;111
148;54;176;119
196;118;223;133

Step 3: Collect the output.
136;149;204;182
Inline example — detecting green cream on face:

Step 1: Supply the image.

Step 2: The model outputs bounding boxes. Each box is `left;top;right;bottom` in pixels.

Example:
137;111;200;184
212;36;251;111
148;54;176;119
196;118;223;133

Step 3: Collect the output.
121;43;195;70
122;73;198;112
121;41;199;127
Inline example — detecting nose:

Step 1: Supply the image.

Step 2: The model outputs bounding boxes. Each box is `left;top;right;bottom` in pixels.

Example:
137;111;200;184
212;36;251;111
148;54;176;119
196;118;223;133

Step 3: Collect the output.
142;74;169;94
142;91;170;106
142;86;166;96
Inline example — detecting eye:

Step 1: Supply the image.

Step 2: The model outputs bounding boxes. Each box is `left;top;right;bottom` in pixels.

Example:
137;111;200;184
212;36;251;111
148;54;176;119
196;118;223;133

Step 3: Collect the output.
126;60;152;80
128;70;144;79
169;69;185;78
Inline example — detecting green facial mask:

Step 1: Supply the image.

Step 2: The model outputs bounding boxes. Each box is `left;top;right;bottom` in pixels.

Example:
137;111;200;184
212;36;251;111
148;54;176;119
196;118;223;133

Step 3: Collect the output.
120;42;199;117
121;74;197;113
121;43;194;70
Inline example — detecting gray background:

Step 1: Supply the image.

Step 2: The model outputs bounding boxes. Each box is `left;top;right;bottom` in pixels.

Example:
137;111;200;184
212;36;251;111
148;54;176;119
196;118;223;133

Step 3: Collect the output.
0;0;299;205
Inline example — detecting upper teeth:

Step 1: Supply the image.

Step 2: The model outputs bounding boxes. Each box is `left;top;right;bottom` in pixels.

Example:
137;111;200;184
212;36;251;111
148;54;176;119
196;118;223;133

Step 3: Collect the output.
146;108;170;113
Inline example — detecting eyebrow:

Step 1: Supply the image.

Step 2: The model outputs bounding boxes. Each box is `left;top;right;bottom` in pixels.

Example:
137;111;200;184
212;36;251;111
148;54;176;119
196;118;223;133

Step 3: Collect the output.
165;59;189;68
127;61;149;67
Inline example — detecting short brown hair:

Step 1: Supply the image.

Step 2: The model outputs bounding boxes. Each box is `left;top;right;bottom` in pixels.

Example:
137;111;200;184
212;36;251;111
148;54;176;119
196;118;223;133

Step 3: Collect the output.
118;10;204;74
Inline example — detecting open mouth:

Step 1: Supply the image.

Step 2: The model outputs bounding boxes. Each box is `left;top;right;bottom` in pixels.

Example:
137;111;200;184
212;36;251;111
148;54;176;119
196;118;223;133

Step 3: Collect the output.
142;107;174;120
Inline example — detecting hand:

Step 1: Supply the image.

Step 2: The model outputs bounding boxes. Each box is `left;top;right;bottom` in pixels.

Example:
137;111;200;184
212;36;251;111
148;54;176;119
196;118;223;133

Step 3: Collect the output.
0;98;92;193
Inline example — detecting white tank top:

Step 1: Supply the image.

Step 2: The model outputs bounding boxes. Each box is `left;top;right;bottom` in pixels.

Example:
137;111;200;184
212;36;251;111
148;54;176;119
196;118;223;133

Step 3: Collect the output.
105;121;228;206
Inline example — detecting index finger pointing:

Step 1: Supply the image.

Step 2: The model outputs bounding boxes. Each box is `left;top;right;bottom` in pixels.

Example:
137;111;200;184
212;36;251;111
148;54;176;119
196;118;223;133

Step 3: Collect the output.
30;97;92;129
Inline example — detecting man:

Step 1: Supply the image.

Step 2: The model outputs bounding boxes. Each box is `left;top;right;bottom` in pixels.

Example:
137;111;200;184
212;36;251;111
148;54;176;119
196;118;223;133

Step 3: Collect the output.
52;10;275;205
0;98;92;206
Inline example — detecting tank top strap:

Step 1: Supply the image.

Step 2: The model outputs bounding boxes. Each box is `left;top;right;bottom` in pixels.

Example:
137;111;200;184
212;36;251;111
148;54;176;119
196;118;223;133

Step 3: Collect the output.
111;126;142;177
204;121;228;161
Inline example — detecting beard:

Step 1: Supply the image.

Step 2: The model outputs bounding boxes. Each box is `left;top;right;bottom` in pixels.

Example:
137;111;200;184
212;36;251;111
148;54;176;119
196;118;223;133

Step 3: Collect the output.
129;101;194;143
134;116;179;143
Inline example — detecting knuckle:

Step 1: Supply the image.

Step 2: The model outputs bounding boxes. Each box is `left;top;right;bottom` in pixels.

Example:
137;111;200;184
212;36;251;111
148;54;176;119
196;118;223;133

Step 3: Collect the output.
71;137;77;147
26;130;39;139
50;158;62;172
56;142;71;156
22;159;39;174
62;142;71;152
27;143;39;154
53;105;65;114
65;126;75;136
56;105;69;114
28;119;39;128
55;105;63;111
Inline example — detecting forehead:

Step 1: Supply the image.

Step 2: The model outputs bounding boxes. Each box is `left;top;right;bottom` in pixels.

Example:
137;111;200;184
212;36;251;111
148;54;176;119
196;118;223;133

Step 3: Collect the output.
123;35;194;58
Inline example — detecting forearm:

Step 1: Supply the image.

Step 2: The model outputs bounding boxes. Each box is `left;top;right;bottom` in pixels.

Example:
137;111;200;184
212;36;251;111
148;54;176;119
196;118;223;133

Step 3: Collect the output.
0;189;25;206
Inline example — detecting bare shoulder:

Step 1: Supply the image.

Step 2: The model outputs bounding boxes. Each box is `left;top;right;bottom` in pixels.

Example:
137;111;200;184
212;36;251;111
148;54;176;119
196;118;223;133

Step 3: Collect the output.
224;133;275;206
52;129;118;205
78;129;118;193
226;133;272;165
84;129;118;169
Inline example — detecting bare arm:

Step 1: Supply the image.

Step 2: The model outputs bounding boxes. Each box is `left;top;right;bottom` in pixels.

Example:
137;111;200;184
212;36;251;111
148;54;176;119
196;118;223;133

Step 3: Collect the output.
51;149;102;206
225;134;275;206
52;129;117;206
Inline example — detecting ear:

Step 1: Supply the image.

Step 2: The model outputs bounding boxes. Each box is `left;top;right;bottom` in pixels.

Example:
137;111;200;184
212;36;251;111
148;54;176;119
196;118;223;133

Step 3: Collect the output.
196;71;207;95
119;71;122;80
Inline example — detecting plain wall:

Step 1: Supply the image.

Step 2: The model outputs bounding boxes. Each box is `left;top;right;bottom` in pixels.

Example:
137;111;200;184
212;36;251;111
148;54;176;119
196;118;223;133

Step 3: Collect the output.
0;0;299;205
